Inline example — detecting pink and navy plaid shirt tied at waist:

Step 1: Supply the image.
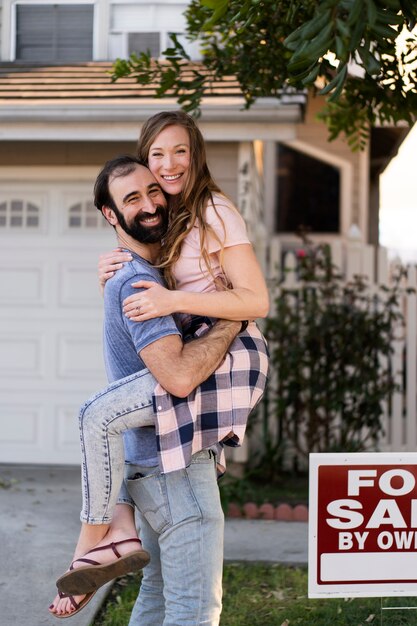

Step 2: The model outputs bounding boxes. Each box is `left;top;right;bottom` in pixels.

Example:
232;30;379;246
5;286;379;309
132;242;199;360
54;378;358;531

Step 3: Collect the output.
152;320;269;475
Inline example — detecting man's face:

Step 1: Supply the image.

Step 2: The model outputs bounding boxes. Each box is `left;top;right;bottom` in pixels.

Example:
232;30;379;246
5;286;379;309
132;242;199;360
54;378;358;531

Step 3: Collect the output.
108;164;168;244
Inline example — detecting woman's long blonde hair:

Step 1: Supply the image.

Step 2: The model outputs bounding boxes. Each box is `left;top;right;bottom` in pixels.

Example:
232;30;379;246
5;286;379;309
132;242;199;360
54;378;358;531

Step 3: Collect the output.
137;111;226;289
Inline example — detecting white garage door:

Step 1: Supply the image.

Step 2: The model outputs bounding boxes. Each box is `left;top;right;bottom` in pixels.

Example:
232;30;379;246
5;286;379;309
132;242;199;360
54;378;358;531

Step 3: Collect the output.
0;173;116;464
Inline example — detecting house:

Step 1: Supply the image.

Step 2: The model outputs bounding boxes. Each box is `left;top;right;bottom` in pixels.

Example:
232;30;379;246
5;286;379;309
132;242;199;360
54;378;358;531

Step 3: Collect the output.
0;0;408;464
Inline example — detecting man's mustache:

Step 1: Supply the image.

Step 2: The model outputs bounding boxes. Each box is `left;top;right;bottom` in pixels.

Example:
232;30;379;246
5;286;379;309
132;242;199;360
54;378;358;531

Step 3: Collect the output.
137;205;167;222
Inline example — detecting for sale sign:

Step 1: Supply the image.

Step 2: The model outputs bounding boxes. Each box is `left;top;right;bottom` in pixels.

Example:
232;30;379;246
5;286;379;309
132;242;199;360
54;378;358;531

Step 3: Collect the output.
309;453;417;598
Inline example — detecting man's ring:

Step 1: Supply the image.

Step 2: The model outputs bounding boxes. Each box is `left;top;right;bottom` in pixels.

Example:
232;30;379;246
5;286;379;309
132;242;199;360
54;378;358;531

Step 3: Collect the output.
136;306;141;313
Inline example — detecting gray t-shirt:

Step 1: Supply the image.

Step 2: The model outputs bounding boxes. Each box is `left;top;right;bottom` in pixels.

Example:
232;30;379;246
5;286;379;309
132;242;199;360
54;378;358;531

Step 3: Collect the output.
103;250;181;465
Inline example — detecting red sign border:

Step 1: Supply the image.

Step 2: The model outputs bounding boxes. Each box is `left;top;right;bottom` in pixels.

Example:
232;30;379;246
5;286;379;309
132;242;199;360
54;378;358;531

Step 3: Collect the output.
309;452;417;598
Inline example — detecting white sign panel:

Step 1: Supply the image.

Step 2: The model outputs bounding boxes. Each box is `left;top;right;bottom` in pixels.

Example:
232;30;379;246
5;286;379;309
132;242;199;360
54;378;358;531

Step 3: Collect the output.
309;452;417;598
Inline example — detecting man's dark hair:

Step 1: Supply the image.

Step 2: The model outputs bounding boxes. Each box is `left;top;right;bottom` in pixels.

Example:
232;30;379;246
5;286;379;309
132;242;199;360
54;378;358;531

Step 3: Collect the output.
94;155;144;213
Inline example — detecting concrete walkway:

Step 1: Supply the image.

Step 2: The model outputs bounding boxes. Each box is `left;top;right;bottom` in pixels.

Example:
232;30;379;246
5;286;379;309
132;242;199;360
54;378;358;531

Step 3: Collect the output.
0;464;308;626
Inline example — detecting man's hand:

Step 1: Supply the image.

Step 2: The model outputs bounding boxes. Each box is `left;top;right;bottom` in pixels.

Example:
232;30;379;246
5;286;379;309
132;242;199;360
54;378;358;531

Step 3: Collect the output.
140;319;241;397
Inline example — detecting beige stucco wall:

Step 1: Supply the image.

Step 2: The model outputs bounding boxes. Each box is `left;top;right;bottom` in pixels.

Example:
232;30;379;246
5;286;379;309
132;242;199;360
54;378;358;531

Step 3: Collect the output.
0;141;137;166
206;142;238;204
0;139;239;203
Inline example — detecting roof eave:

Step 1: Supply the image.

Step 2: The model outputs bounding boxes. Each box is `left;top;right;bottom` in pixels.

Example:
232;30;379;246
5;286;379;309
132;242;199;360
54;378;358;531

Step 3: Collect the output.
0;96;305;141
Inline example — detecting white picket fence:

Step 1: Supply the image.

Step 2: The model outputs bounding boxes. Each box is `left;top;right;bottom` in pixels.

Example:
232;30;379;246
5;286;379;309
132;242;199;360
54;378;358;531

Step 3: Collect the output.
266;236;417;458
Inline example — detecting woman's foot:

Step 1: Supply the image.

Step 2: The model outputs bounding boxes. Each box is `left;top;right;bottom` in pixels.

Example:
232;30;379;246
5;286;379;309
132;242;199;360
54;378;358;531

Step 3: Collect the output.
49;535;148;617
49;504;141;617
49;590;87;618
57;536;149;595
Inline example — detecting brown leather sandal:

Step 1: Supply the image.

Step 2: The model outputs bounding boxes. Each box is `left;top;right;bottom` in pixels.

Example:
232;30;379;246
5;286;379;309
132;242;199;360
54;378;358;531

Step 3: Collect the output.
56;538;150;595
52;590;96;619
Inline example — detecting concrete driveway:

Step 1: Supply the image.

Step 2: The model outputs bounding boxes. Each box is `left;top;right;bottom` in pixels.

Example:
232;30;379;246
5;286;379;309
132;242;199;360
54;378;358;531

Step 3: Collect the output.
0;464;308;626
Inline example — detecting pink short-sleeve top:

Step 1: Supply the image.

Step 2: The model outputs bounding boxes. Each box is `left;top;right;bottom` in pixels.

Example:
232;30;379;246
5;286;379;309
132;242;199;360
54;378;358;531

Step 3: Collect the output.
172;193;250;294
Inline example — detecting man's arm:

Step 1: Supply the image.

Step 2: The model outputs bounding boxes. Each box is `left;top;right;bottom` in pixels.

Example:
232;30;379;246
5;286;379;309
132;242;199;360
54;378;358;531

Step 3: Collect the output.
140;319;241;398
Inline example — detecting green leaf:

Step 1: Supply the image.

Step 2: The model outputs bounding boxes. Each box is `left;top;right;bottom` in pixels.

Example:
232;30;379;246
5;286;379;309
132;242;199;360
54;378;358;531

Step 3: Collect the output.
335;35;348;60
336;18;350;38
376;9;403;25
370;23;398;39
328;67;349;101
301;62;321;85
380;0;401;8
156;68;178;95
349;15;365;51
283;27;304;48
319;63;347;95
202;0;229;28
358;47;381;75
365;0;378;26
348;0;365;26
300;10;333;40
289;21;334;71
285;9;332;49
200;0;227;9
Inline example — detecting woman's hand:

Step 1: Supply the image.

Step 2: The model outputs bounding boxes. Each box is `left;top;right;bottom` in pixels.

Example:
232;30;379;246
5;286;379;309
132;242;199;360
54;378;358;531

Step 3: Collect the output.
98;248;133;295
123;280;179;321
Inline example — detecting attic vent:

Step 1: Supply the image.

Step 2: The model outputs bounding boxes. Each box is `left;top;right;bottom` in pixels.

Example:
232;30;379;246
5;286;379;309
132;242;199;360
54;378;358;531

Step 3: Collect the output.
0;200;40;229
128;32;160;58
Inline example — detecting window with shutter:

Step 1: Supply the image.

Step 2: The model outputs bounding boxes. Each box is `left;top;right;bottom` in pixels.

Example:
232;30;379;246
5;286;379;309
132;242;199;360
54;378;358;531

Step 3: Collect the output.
15;4;94;62
128;32;160;58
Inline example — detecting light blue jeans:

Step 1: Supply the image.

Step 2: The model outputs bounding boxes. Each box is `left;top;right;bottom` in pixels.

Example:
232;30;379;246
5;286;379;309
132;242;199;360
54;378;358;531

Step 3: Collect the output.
125;449;224;626
79;368;156;524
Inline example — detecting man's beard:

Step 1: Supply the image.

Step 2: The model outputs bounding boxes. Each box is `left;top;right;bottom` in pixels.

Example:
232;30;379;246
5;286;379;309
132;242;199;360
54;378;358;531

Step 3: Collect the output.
114;205;168;244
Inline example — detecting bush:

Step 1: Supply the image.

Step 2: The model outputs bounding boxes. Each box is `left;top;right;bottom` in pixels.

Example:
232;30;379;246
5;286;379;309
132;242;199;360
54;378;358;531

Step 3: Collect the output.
262;238;404;474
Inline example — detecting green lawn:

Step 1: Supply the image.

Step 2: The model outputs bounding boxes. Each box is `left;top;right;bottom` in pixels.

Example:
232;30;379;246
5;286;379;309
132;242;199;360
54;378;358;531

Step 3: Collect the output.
92;564;417;626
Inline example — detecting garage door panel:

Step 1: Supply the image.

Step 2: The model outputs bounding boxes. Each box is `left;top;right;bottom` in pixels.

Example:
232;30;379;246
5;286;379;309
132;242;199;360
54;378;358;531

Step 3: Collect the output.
0;403;41;444
0;262;47;307
0;254;106;313
0;374;107;393
59;264;105;308
57;333;105;379
55;405;83;452
0;332;46;378
0;392;92;463
1;317;107;385
0;409;82;465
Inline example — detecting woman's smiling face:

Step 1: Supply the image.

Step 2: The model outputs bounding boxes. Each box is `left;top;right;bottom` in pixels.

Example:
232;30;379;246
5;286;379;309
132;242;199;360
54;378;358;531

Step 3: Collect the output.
147;125;191;197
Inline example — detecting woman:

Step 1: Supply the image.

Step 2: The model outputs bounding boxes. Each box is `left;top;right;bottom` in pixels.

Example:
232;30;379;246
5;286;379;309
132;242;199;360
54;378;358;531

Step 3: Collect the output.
50;111;269;618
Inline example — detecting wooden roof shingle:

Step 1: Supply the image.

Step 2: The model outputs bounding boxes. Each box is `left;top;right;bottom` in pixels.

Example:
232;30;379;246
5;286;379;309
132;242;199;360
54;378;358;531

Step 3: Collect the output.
0;61;244;103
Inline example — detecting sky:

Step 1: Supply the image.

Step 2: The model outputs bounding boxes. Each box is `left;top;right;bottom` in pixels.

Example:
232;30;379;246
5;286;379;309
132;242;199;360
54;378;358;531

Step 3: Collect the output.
379;123;417;264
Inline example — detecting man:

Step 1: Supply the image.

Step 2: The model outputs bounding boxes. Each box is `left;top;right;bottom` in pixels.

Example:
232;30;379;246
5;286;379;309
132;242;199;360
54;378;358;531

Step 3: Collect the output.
96;155;241;626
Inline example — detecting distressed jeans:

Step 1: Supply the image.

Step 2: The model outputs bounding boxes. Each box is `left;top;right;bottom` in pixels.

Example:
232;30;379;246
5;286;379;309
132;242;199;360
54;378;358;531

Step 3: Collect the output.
126;449;224;626
79;368;156;524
